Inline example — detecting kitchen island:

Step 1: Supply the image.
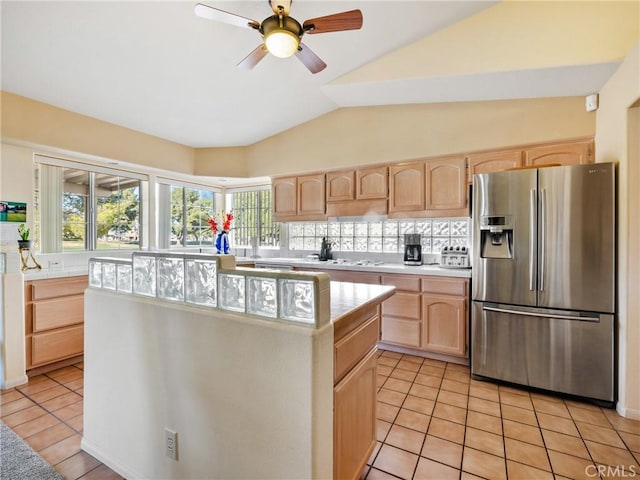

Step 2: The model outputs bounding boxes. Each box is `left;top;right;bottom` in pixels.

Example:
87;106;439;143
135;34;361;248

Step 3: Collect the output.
81;253;394;480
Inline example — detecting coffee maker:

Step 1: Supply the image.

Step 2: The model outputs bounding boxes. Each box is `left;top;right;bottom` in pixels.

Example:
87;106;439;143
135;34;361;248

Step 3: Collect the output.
403;234;422;266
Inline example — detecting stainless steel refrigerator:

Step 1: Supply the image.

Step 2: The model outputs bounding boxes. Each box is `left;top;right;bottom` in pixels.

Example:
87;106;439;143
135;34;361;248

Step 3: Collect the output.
471;163;615;403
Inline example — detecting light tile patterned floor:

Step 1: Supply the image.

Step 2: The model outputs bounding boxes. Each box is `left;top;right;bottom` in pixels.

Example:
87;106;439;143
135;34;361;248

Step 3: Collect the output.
0;362;122;479
2;352;640;480
366;350;640;480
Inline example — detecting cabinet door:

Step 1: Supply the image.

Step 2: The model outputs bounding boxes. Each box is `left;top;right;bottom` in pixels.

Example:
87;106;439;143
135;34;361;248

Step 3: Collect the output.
33;295;84;331
31;324;84;366
422;294;467;357
388;162;425;213
326;171;355;202
334;348;377;480
425;157;468;215
524;138;593;167
356;166;388;200
467;149;523;182
272;176;297;218
381;292;421;319
381;317;421;348
297;173;326;216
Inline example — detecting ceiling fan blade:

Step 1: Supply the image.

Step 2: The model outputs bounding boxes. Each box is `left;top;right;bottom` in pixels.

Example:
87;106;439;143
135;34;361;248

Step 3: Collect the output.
303;9;362;34
237;44;269;70
269;0;292;16
194;3;259;30
295;43;327;74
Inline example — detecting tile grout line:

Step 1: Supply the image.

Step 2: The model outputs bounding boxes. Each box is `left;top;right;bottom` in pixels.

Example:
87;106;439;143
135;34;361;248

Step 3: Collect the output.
13;365;94;474
16;374;84;437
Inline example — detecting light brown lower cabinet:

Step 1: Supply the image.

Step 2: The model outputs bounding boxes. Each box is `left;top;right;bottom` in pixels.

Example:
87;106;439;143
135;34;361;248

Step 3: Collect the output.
381;274;469;359
334;348;377;480
25;276;87;370
422;294;467;357
299;267;470;359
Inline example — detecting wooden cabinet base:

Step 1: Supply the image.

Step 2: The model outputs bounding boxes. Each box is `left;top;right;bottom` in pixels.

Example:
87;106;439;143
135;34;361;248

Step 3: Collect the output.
377;342;469;367
25;276;88;370
27;355;84;376
334;348;378;480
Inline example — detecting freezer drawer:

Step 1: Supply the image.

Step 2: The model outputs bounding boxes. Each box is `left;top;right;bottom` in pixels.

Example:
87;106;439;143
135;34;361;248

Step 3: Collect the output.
471;302;614;403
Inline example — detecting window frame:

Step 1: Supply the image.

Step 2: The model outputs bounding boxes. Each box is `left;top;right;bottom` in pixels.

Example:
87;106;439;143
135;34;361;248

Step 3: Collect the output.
226;185;280;249
156;177;222;249
35;155;146;253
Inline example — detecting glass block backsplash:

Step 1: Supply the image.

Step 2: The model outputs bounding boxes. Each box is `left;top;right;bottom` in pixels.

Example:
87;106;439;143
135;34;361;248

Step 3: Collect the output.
287;218;470;254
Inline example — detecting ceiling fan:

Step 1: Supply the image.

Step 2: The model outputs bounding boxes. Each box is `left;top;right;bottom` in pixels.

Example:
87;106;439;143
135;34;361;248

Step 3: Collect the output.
194;1;363;74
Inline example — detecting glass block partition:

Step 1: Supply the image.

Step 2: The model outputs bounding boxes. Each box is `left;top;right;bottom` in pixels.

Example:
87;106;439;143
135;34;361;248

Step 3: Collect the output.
88;253;330;328
288;218;470;254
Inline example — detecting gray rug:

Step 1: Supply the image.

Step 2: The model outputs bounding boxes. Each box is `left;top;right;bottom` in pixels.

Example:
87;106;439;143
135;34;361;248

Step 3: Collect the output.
1;421;64;480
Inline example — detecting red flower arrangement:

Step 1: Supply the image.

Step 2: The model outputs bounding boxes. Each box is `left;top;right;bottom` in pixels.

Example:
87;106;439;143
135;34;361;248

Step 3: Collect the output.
207;211;233;234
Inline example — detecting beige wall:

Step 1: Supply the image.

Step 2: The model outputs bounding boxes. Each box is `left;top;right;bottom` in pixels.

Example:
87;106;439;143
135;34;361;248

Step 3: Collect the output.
193;146;249;177
595;41;640;419
242;97;595;177
2;91;596;180
1;91;196;175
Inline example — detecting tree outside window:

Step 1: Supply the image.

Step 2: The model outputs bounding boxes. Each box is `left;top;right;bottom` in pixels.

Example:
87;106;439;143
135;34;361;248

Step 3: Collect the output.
170;186;215;247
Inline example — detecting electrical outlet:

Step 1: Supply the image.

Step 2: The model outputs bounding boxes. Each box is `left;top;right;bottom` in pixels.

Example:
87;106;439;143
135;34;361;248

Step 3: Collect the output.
165;428;178;461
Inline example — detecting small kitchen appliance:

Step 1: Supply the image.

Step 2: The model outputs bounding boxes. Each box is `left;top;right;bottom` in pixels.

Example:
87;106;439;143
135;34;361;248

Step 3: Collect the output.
440;246;470;268
319;237;333;261
403;234;422;265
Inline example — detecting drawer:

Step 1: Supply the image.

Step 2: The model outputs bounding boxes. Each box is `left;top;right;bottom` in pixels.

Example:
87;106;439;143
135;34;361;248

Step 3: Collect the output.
33;295;84;332
421;276;467;296
381;317;421;348
334;314;379;384
31;324;84;366
381;274;421;292
382;292;421;319
31;276;88;300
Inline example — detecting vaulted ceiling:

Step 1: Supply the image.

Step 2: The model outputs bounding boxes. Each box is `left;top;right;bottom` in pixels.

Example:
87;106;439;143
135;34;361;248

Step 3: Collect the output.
1;1;638;148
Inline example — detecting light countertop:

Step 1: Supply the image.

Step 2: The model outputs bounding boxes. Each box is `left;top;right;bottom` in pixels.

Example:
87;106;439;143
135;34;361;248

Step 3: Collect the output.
329;282;395;323
254;257;472;278
19;255;471;280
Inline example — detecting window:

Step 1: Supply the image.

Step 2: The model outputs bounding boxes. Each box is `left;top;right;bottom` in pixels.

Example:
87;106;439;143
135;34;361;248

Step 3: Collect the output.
169;186;215;247
36;159;144;252
228;189;279;248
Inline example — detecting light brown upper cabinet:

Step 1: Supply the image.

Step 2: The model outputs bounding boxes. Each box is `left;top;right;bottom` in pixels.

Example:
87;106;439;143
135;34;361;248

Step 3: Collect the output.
524;138;593;167
467;149;524;183
425;156;468;217
297;173;326;218
325;167;388;217
272;176;297;219
356;166;388;200
388;162;425;213
326;170;355;202
272;173;326;221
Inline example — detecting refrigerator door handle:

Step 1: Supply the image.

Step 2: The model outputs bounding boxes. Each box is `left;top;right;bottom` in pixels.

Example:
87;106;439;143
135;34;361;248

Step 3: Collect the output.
482;305;599;322
529;189;536;291
540;188;547;292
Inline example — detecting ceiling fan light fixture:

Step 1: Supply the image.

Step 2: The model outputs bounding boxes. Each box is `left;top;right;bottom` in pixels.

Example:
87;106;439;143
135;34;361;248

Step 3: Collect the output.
264;29;299;58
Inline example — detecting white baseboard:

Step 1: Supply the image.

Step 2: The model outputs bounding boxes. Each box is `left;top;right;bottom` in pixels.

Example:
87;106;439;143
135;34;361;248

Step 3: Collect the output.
80;438;141;480
1;374;28;390
616;403;640;420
